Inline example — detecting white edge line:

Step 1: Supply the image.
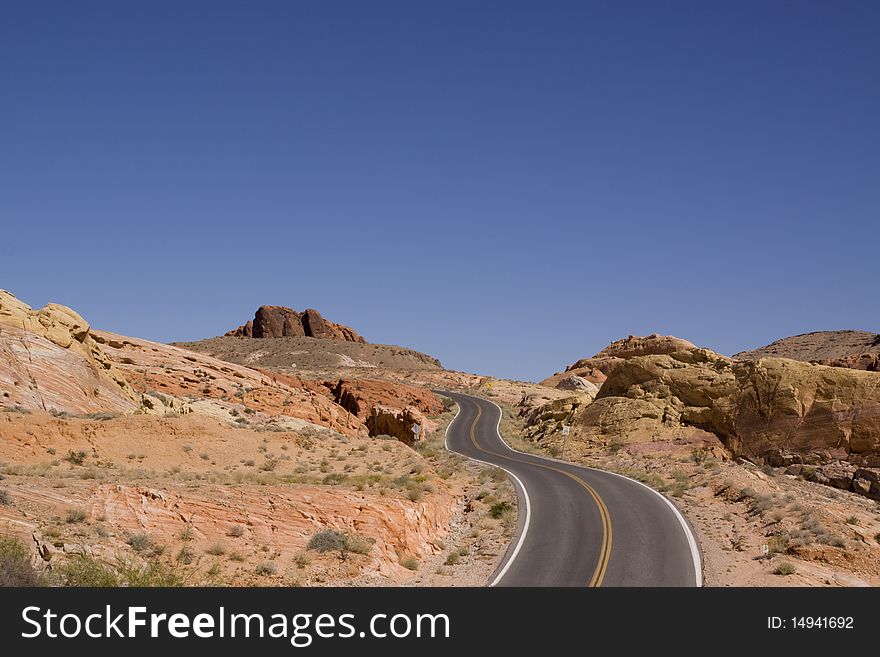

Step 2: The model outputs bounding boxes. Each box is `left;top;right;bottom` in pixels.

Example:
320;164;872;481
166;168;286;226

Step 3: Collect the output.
442;396;532;587
484;398;703;588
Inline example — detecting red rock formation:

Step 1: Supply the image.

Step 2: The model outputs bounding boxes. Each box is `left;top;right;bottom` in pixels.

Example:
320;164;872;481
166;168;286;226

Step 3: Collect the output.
323;379;443;444
226;306;365;342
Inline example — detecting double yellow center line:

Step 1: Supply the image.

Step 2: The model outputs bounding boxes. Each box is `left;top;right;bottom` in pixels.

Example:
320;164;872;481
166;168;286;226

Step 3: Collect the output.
467;401;612;587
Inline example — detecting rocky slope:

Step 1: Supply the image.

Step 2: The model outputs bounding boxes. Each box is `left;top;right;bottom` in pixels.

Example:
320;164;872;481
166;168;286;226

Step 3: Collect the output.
735;330;880;372
226;305;365;343
0;291;508;587
176;335;441;373
92;330;366;435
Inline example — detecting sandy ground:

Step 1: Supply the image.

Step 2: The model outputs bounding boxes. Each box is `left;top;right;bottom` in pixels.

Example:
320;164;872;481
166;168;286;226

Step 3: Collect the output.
0;404;511;587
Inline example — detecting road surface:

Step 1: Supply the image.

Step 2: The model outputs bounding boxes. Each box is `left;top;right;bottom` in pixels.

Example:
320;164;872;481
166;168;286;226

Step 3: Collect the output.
441;391;702;587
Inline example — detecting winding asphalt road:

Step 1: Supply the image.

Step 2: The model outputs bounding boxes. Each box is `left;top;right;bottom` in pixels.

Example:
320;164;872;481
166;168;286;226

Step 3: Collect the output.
441;391;702;587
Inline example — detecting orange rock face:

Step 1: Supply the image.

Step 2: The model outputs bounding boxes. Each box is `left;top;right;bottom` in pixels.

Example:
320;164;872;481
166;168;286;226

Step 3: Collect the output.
323;379;443;444
92;330;367;436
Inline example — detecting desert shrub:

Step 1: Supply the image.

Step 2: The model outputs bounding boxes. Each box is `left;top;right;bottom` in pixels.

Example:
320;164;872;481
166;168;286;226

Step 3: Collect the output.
670;481;689;497
117;560;184;587
489;501;513;519
260;456;280;472
255;561;277;576
0;536;44;586
205;543;226;556
690;446;709;464
406;487;424;502
56;555;118;587
773;561;797;576
176;547;194;565
65;450;87;466
444;552;460;566
767;534;788;554
84;412;117;421
0;489;11;505
845;515;859;525
65;508;87;524
228;552;245;562
400;556;418;571
2;406;31;414
307;529;347;553
344;534;375;555
126;532;153;553
307;529;373;558
227;525;245;538
294;552;311;569
821;535;847;548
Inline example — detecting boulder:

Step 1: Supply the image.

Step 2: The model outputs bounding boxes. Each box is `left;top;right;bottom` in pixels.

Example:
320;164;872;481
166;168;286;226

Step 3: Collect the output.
555;376;600;397
853;468;880;500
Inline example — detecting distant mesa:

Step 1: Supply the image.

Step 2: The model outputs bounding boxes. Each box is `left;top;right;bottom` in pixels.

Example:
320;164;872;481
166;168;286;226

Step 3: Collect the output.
735;330;880;372
226;305;366;343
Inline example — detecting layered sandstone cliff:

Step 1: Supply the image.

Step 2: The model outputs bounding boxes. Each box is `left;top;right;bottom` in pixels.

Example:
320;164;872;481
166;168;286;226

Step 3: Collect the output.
0;291;137;414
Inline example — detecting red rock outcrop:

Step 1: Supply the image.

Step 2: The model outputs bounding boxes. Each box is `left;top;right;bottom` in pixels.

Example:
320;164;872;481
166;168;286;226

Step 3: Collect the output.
227;306;365;343
323;379;443;444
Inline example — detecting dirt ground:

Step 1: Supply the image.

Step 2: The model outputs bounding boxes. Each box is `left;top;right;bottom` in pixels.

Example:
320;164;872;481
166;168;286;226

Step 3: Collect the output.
0;403;512;587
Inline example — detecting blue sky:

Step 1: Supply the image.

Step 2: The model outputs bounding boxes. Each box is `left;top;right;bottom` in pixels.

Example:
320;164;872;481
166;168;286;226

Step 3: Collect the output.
2;1;877;381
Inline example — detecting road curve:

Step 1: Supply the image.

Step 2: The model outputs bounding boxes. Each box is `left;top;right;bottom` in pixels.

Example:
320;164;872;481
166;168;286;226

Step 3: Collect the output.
440;391;702;587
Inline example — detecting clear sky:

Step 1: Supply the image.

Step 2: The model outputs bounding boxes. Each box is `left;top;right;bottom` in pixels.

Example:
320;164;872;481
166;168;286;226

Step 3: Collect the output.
2;1;877;382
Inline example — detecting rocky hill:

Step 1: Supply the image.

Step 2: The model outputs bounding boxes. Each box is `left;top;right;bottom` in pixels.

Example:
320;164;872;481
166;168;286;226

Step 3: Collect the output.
226;305;366;342
0;290;508;587
177;335;442;374
541;333;697;389
735;330;880;371
529;335;880;501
